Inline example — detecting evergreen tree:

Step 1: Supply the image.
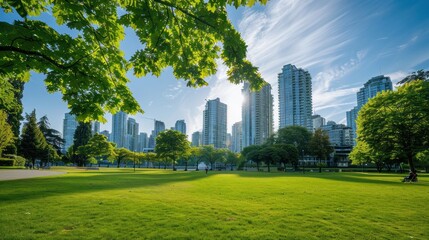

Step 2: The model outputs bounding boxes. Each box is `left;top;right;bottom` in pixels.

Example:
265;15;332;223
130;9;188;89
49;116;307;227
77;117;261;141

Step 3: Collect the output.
38;115;65;155
19;110;47;167
72;122;92;166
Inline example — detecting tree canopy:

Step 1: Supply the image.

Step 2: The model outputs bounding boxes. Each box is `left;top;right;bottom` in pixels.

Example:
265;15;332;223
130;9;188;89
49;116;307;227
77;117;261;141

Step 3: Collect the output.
0;0;266;122
155;129;190;169
276;126;312;155
356;80;429;173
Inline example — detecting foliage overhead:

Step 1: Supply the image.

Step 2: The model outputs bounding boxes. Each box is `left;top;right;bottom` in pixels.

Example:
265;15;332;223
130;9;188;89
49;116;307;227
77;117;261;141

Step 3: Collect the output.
356;80;429;173
0;0;267;122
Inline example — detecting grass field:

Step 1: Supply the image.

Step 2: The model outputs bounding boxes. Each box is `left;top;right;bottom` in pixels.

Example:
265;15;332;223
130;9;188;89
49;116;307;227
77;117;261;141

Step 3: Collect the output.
0;168;428;240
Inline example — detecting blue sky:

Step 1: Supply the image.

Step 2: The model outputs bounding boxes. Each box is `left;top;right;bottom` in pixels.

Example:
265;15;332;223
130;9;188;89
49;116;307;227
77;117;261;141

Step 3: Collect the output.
12;0;429;138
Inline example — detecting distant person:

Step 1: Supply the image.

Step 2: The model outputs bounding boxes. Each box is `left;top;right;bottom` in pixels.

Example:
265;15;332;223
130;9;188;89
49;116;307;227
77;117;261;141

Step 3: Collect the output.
205;166;208;175
402;171;418;182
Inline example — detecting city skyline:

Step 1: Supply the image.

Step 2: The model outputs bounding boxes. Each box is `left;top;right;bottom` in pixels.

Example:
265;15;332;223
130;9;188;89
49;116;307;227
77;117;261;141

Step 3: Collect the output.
19;0;429;137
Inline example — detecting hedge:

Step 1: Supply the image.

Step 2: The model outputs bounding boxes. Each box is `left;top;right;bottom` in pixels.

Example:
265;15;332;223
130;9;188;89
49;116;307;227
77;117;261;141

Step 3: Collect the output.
0;158;14;166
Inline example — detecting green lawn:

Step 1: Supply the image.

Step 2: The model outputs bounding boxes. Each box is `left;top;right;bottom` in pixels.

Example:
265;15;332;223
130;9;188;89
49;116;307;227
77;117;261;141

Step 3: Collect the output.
0;168;427;240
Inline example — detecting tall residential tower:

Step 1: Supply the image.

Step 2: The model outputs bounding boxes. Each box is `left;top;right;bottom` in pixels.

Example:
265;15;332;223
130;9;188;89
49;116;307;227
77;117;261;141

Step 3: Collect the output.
241;82;273;148
203;98;227;148
278;64;313;131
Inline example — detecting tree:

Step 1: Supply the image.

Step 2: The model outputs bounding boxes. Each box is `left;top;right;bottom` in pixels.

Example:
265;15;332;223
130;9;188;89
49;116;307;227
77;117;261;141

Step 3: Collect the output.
225;150;240;171
114;148;133;168
356;80;429;173
38;115;65;155
309;129;333;173
274;144;298;171
188;146;203;171
19;110;48;167
200;145;217;170
242;145;263;171
155;130;190;170
1;0;266;123
72;122;92;166
0;78;24;154
0;110;14;156
258;146;282;172
77;133;116;166
398;69;429;85
276;126;312;159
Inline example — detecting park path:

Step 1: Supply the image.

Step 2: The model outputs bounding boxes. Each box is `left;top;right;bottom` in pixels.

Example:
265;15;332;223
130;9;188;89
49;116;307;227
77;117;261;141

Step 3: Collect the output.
0;170;65;181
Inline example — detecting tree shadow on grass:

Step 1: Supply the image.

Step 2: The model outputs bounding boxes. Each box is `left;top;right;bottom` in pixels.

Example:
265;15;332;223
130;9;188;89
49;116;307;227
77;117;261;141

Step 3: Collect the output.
221;171;428;187
0;170;210;203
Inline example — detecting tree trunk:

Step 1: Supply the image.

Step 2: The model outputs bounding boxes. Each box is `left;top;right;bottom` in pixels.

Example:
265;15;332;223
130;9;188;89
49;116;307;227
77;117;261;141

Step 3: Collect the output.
117;159;120;168
319;159;322;173
230;163;233;171
267;162;270;172
257;162;260;171
184;161;188;171
407;152;416;173
196;160;199;171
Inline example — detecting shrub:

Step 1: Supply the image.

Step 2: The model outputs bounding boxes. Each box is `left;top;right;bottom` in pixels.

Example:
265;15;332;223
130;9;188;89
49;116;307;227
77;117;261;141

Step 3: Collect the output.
14;156;26;166
0;158;14;166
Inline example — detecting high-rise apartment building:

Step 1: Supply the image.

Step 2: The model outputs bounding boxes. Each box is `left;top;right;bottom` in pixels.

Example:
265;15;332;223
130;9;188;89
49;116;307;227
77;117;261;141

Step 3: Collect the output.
63;113;78;153
191;131;202;147
127;118;139;151
357;75;393;109
241;82;273;148
312;114;326;131
175;120;186;135
278;64;313;131
321;121;353;147
138;132;148;152
347;75;392;145
91;121;100;135
112;111;128;148
231;121;242;153
203;98;227;148
153;120;165;147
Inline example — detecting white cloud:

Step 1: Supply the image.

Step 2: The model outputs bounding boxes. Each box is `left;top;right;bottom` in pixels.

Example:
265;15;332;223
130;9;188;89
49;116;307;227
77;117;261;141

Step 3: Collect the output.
386;70;408;86
163;81;184;100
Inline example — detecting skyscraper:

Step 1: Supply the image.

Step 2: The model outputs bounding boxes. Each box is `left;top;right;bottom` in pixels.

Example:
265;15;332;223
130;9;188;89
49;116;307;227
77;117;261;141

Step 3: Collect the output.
231;121;242;153
312;114;326;131
153;120;165;147
278;64;313;131
357;75;393;109
112;111;128;148
63;113;78;153
241;82;273;148
191;131;202;147
175;120;186;135
138;132;148;152
347;75;392;145
91;121;100;135
203;98;227;148
127;118;139;151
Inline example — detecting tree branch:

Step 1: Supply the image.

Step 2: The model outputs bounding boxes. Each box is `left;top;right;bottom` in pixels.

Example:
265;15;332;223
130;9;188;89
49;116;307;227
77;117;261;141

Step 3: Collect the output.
153;0;217;30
